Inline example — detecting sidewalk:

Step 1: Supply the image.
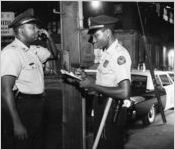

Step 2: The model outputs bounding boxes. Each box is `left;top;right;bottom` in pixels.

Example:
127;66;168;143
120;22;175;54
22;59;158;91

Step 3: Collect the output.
125;110;174;149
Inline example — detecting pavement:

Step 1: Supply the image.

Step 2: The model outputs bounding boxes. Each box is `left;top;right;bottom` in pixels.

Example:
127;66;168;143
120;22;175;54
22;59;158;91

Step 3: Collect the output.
125;109;174;149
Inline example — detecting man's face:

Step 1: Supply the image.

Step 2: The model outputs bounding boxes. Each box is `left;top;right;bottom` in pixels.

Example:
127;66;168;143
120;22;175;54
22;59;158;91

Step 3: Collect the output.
92;29;109;49
20;23;39;43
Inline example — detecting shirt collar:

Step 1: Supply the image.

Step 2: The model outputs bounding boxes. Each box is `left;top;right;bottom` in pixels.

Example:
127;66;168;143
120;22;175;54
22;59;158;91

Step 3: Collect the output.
14;38;29;52
106;39;119;54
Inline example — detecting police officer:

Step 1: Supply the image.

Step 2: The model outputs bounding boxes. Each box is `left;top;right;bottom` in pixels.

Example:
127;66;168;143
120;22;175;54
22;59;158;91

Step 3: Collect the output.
80;15;132;148
1;9;57;148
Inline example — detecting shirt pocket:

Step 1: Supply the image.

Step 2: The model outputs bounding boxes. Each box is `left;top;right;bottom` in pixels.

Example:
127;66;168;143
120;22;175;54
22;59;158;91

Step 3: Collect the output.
19;62;39;81
98;60;113;74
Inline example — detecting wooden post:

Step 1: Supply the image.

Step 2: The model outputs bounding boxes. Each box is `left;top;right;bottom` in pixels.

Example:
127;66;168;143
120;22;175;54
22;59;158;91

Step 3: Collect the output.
62;83;84;148
60;1;86;148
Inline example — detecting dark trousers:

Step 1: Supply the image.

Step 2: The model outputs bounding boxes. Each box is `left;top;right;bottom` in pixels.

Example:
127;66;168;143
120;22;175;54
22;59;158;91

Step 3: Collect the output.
93;96;127;149
1;94;45;149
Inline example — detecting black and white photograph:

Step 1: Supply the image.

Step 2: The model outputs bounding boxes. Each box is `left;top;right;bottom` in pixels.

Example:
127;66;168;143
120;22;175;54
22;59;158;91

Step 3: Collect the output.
1;0;174;149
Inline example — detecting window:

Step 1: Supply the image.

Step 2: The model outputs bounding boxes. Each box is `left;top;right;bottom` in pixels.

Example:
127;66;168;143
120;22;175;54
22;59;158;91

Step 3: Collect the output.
168;73;174;81
155;75;162;87
159;74;171;86
131;75;147;90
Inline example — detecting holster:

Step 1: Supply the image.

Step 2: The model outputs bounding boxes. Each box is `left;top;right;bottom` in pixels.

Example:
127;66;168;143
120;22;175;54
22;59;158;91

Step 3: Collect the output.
112;99;123;123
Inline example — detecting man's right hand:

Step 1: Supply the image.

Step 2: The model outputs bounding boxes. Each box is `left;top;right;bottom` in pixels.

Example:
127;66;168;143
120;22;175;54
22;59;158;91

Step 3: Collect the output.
14;122;28;140
75;68;87;79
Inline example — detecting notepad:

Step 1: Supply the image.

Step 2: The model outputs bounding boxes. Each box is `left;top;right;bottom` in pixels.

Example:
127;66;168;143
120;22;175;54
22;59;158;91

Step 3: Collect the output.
60;69;82;81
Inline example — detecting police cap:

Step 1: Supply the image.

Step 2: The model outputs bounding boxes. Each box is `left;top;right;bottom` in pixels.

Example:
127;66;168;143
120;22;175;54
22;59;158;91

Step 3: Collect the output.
8;8;42;29
88;15;119;34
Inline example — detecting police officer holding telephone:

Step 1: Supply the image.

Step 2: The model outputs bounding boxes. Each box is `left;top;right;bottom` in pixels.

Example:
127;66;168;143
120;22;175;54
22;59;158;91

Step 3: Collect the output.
79;15;132;148
1;8;57;148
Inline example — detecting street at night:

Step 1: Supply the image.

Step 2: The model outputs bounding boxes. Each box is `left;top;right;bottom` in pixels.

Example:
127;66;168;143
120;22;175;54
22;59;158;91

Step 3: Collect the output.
1;1;174;149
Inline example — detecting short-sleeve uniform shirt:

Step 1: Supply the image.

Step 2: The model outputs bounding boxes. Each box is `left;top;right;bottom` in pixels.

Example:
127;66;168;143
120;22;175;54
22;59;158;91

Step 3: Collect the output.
1;38;51;94
96;39;132;87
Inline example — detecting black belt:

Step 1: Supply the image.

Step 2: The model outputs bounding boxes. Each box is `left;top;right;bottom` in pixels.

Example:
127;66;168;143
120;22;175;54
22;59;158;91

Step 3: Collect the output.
17;92;44;99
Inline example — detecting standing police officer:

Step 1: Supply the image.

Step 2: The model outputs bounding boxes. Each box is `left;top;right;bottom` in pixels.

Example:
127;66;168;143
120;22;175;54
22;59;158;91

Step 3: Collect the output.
80;15;132;148
1;9;57;148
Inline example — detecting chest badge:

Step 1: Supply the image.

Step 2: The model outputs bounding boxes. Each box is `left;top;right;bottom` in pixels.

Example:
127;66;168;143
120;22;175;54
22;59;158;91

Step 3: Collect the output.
117;56;126;65
29;62;36;69
103;60;109;68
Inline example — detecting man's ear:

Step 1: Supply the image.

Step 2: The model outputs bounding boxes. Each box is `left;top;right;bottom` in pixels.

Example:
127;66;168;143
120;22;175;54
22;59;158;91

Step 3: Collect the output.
18;25;24;35
105;29;111;38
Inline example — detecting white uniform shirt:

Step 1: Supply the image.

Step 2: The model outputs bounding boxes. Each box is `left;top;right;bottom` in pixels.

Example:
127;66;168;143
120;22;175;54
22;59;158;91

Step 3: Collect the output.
94;48;104;63
1;38;51;94
96;39;132;87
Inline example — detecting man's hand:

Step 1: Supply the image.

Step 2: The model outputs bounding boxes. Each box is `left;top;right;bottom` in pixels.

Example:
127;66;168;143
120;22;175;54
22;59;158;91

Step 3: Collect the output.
39;29;58;59
38;29;51;39
14;122;28;140
75;68;87;80
80;77;95;89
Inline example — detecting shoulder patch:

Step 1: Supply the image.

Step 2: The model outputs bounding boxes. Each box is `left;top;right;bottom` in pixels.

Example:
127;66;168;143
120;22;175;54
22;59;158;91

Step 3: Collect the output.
117;56;126;65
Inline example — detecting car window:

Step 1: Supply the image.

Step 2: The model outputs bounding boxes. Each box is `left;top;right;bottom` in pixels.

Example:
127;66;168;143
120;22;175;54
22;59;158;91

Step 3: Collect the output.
159;74;171;86
155;75;162;86
168;73;174;81
131;75;147;90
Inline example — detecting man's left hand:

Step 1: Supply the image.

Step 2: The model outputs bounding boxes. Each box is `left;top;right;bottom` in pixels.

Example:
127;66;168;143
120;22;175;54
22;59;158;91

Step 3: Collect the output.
38;29;51;39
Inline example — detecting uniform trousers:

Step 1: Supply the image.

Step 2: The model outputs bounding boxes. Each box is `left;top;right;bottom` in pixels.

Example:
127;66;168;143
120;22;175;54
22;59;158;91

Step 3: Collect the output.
1;93;45;149
93;96;128;149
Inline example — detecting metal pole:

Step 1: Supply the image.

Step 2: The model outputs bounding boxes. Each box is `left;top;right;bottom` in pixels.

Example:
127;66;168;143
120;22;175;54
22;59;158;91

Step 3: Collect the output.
78;1;84;29
137;2;166;123
78;1;84;64
60;1;64;69
82;97;86;149
92;97;113;149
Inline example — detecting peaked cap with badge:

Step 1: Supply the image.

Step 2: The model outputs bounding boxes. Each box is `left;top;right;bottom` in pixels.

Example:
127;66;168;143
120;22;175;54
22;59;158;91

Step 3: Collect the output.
88;15;119;34
8;8;42;29
88;15;119;43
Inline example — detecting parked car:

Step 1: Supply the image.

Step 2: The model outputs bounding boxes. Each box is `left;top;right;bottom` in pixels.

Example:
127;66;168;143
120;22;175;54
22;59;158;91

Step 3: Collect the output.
84;69;174;125
166;71;174;82
157;71;174;110
128;70;174;125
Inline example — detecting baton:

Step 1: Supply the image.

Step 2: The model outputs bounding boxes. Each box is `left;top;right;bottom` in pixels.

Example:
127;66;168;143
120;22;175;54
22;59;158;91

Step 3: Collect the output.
92;97;113;149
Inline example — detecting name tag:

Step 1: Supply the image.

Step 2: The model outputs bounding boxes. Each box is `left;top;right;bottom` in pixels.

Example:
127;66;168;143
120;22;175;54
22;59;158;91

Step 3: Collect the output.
29;62;34;66
103;60;109;68
28;62;37;69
